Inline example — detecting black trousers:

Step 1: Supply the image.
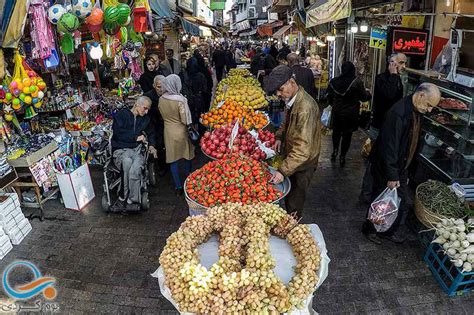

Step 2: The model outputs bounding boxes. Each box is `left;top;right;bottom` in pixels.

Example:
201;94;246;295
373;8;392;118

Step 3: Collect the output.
215;66;225;82
331;114;356;157
362;167;408;235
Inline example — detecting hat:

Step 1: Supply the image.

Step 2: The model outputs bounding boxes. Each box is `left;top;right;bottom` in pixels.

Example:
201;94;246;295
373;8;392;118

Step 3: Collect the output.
264;65;294;95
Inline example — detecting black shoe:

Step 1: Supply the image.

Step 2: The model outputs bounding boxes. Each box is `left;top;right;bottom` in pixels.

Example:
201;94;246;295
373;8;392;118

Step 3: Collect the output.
175;188;184;196
379;232;406;244
340;156;346;167
330;151;338;162
110;199;126;213
363;232;382;245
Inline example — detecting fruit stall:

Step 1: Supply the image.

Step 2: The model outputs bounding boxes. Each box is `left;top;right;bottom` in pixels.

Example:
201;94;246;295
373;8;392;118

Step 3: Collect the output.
151;68;331;313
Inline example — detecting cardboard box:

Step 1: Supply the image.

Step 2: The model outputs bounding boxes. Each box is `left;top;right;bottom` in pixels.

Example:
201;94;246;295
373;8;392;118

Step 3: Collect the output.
56;163;95;211
7;142;58;167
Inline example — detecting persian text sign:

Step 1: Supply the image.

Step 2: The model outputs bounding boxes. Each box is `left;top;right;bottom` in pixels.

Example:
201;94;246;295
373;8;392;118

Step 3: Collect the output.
369;28;387;49
392;29;428;55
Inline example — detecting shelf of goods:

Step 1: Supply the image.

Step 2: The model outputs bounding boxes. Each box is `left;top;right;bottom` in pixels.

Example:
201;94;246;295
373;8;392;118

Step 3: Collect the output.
407;71;474;200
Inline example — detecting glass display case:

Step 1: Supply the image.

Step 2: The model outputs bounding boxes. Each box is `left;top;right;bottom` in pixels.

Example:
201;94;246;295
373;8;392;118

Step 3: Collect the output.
406;70;474;198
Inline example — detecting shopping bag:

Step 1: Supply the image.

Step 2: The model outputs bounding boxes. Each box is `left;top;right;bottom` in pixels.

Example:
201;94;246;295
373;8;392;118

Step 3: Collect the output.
368;187;400;232
321;105;332;128
56;164;95;211
361;138;372;158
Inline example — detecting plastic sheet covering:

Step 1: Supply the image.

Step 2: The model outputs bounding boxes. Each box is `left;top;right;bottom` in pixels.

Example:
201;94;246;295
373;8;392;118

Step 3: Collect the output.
152;224;330;315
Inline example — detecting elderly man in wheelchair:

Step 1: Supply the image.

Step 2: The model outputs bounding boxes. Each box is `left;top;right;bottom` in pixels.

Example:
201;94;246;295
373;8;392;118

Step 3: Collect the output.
109;96;158;212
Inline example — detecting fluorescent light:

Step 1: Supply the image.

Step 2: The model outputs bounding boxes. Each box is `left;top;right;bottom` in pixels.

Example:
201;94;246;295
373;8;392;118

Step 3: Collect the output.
351;24;358;33
327;35;336;42
360;21;368;32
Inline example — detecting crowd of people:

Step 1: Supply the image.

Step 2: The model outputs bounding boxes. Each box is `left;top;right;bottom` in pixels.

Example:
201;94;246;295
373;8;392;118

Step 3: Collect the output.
111;43;442;247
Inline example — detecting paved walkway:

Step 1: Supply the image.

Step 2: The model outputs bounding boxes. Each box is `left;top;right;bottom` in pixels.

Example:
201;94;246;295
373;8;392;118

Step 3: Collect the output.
0;133;472;314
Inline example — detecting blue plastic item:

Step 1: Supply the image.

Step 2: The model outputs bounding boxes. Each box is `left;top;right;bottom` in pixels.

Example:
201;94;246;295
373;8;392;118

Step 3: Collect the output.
424;243;474;296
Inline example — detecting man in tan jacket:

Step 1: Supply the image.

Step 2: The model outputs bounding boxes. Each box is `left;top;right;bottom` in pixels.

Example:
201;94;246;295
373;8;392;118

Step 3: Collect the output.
264;65;321;217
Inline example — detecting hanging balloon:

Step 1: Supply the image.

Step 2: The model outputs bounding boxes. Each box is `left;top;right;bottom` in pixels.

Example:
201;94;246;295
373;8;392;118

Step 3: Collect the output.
103;21;119;35
87;23;103;33
58;13;80;32
86;7;104;26
104;6;120;23
72;0;93;19
60;33;75;54
48;4;66;24
120;27;128;44
116;3;131;25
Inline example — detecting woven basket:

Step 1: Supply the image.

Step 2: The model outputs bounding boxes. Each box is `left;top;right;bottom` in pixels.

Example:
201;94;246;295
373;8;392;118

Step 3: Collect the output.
415;185;449;229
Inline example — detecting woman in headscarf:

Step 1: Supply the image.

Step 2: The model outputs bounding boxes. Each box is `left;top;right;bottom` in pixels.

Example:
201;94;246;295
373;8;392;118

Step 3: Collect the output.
182;58;208;125
193;50;213;111
159;75;195;195
327;61;371;167
139;56;159;93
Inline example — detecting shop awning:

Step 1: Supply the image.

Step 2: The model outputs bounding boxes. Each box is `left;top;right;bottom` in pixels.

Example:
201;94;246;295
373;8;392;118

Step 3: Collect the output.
240;29;257;37
273;25;291;38
306;0;351;28
200;26;212;37
179;17;200;36
257;20;283;37
149;0;174;19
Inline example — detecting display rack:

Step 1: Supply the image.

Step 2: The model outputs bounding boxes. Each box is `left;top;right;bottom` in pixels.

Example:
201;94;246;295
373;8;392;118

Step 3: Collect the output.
407;70;474;199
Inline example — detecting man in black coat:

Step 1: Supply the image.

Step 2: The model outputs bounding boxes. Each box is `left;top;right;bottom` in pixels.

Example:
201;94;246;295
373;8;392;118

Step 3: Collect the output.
279;43;291;59
287;53;315;99
370;53;407;137
212;45;226;82
363;83;441;244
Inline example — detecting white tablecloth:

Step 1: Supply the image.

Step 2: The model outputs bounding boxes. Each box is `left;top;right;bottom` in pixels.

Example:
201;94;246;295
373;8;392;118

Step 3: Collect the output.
152;224;330;315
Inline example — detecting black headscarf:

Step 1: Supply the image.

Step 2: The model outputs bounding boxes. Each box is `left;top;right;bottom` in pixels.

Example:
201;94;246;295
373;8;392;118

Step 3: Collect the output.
330;61;357;94
139;57;159;93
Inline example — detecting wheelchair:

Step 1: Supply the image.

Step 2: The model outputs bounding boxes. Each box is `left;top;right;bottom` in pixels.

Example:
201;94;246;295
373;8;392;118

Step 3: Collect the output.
101;139;157;213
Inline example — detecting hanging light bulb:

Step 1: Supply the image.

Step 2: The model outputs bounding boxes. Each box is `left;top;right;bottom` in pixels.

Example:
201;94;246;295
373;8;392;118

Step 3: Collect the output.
182;34;187;41
351;24;358;33
360;21;369;32
327;35;336;42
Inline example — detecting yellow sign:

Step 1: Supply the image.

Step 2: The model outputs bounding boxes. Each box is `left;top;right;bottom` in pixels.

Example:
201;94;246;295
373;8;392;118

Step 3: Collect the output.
401;16;425;30
369;28;387;50
316;71;329;89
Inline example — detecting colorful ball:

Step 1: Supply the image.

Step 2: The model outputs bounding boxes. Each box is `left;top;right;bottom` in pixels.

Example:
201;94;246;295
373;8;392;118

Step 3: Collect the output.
103;21;119;35
5;93;12;100
31;90;39;98
13;89;20;96
22;78;31;87
48;4;66;24
22;87;30;94
12;98;20;106
4;113;13;121
38;91;44;99
19;93;26;101
72;0;92;19
24;96;32;104
17;83;23;91
34;101;43;109
27;71;36;78
116;3;131;25
29;86;37;93
86;7;104;26
32;98;39;104
9;81;18;89
58;13;80;32
37;81;46;91
104;6;119;23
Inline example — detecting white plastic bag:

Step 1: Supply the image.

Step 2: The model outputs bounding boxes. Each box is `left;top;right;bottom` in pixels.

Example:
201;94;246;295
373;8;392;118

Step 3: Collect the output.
321;105;332;128
368;188;400;232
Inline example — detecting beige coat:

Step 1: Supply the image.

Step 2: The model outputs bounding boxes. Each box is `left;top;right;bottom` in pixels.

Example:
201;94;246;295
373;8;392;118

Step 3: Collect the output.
276;87;321;177
158;98;195;163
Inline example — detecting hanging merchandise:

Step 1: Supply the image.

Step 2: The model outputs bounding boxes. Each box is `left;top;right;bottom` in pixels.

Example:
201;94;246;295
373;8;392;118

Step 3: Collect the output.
29;0;56;61
103;21;119;35
60;33;74;55
86;6;104;25
72;0;93;19
47;3;66;24
116;3;131;25
132;7;148;33
1;0;29;49
58;13;80;33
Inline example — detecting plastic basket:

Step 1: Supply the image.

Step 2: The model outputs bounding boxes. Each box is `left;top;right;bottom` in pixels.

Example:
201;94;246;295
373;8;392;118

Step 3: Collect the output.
424;243;474;296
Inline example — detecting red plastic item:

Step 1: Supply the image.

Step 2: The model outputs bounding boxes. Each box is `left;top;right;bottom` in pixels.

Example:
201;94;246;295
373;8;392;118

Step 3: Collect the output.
132;7;148;33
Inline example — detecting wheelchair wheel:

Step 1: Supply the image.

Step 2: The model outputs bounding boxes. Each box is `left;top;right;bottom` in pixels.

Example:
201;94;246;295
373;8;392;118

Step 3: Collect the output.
101;195;110;212
148;163;157;187
141;191;150;211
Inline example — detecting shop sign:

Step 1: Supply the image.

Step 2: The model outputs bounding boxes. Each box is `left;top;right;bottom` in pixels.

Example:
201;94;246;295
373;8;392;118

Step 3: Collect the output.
386;15;425;30
369;28;387;50
178;0;194;13
392;29;428;55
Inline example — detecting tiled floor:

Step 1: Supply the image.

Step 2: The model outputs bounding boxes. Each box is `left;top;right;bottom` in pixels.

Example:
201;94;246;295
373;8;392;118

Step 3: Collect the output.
0;133;472;314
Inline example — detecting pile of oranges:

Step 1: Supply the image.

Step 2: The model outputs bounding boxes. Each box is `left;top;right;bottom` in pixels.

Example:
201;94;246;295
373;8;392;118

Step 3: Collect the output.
201;99;268;130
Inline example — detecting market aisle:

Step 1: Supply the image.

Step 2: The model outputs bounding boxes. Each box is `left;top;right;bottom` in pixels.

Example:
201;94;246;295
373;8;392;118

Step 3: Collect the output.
0;133;473;314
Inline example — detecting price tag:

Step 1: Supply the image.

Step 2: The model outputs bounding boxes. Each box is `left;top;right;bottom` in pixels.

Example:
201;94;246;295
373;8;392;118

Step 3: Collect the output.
452;114;459;120
216;100;225;109
454;133;461;139
228;120;239;150
431;120;440;127
436;139;443;146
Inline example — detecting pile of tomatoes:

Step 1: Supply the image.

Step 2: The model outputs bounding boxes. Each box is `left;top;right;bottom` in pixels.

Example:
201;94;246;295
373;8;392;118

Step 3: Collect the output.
200;99;268;130
186;154;283;207
200;123;273;161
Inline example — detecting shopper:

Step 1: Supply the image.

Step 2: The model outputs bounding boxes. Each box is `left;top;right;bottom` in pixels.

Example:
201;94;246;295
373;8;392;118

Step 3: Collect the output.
287;53;316;99
225;47;237;73
162;49;181;75
247;46;256;59
250;47;265;76
159;75;195;196
111;96;158;210
363;83;441;244
270;43;279;59
144;75;167;176
138;56;159;93
212;45;226;82
279;43;291;59
234;46;244;65
276;52;288;66
264;65;321;218
327;61;371;167
193;50;213;111
182;58;208;125
370;52;407;138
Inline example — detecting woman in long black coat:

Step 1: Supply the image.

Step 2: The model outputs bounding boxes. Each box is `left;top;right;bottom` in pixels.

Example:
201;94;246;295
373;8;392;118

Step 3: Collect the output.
327;61;371;166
